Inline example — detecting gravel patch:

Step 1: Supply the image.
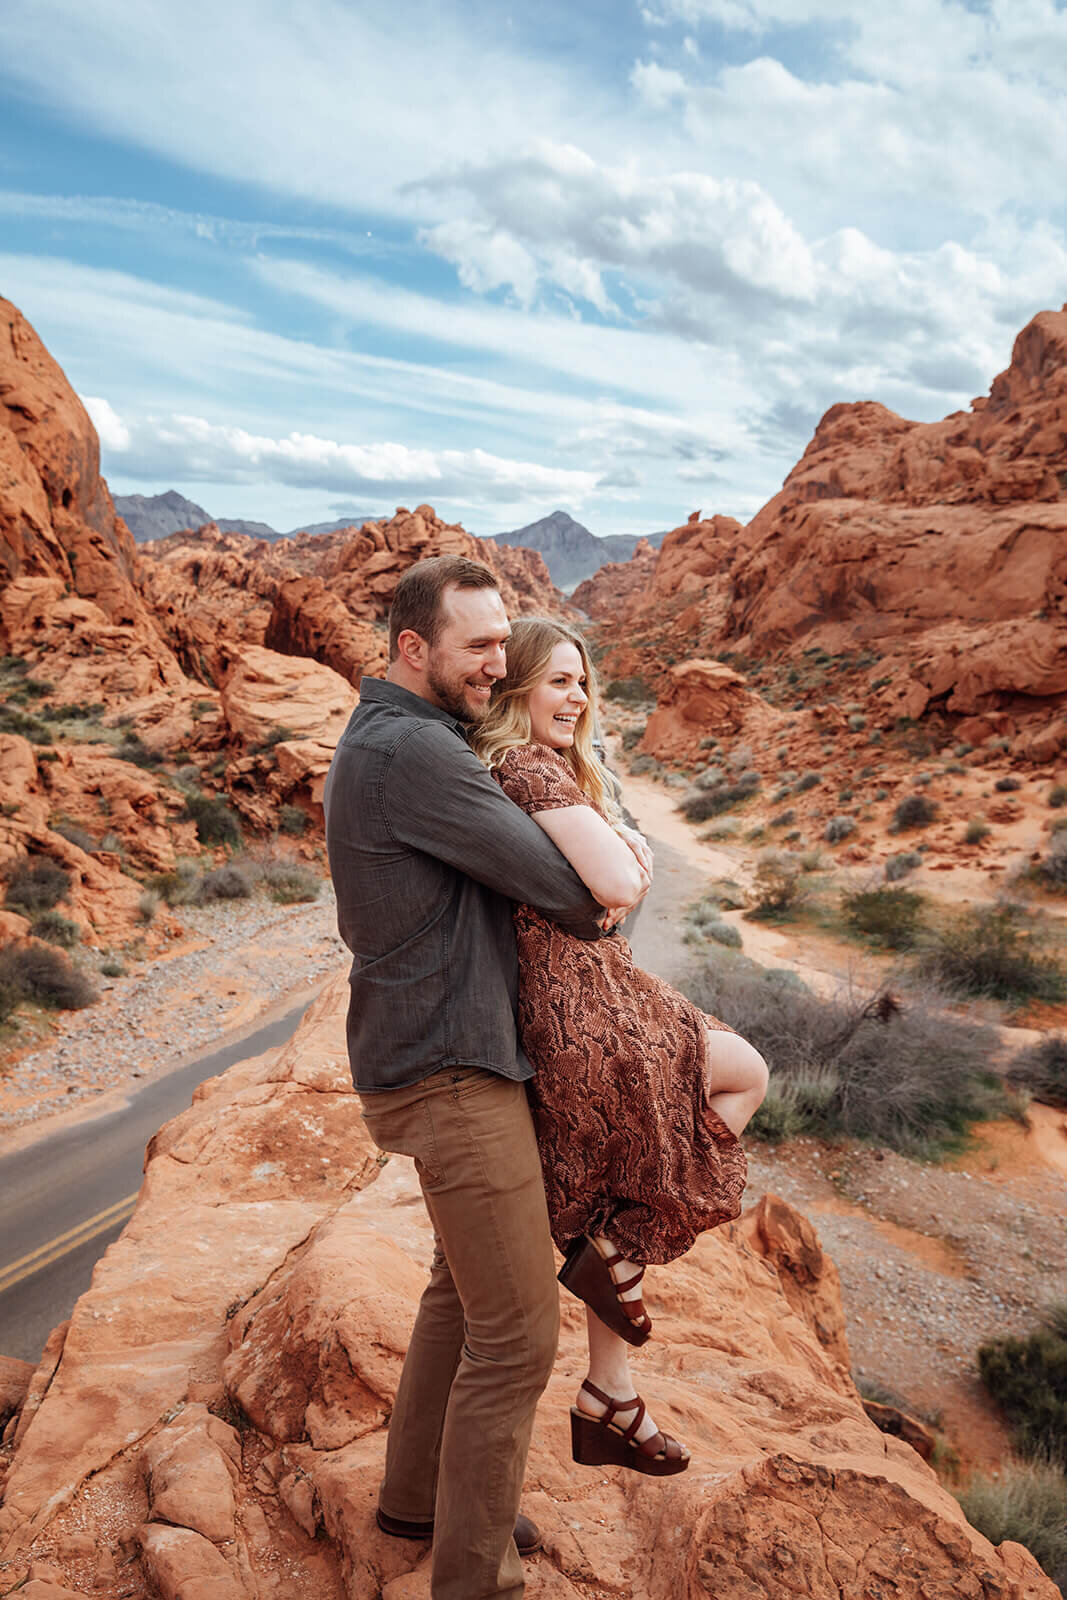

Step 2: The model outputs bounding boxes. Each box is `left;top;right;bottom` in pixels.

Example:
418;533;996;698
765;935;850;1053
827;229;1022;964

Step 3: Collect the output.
0;883;347;1135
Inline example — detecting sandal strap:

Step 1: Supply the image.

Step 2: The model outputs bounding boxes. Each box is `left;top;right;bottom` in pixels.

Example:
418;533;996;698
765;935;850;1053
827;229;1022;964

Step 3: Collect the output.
620;1399;646;1446
579;1378;615;1409
614;1270;645;1295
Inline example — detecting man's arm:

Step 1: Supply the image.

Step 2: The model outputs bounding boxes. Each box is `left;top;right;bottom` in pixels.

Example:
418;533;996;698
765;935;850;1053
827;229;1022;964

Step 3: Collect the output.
382;723;605;940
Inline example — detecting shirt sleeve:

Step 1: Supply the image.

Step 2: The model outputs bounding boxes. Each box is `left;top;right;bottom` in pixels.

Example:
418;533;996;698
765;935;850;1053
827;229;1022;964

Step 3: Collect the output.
382;722;604;940
497;744;590;814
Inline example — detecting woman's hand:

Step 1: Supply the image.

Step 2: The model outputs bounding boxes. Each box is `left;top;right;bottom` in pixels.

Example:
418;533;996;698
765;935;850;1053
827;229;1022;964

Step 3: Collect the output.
615;824;653;879
600;859;651;930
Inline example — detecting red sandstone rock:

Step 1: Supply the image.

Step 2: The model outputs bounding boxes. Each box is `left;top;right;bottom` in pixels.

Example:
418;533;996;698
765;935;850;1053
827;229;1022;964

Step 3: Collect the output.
0;978;1057;1600
639;659;787;763
571;537;659;621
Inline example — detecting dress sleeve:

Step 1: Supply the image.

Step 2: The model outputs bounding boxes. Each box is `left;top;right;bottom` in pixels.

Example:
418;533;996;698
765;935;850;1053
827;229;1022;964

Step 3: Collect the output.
497;744;590;815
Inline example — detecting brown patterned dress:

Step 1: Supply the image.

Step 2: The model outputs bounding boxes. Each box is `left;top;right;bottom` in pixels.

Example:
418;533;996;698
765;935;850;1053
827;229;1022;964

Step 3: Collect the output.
495;743;748;1267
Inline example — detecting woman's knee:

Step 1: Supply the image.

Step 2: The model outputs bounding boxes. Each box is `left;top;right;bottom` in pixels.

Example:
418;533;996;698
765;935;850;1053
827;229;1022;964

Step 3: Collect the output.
708;1030;769;1101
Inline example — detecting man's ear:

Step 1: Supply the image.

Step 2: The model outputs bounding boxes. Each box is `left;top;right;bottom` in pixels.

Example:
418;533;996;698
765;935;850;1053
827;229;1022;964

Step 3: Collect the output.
395;627;428;673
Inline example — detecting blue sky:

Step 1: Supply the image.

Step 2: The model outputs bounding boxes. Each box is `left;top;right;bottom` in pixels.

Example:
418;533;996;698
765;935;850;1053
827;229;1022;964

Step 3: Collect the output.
2;0;1066;539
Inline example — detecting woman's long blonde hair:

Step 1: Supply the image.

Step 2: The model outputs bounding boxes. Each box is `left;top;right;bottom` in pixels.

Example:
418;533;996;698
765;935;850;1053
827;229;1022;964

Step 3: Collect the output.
471;617;618;819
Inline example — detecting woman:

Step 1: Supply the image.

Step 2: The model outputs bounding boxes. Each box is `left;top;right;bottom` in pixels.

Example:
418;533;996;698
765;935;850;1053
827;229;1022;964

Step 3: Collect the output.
470;618;768;1478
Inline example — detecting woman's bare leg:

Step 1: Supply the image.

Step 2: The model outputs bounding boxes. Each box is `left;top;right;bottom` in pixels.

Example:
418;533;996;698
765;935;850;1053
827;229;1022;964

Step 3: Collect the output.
704;1028;768;1137
576;1307;686;1454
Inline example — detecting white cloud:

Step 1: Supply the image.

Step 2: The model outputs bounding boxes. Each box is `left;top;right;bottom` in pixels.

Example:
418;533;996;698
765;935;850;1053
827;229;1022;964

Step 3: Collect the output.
630;60;689;107
81;404;601;509
82;395;130;452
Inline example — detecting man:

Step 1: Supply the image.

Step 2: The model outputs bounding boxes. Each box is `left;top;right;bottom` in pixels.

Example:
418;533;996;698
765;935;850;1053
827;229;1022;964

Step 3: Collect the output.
323;554;605;1600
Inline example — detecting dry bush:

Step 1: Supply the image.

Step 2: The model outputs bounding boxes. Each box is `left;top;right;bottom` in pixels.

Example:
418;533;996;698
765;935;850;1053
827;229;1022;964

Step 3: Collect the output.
958;1462;1067;1592
916;903;1065;1004
4;857;71;915
842;886;925;951
1007;1034;1067;1109
683;954;1005;1157
0;944;98;1011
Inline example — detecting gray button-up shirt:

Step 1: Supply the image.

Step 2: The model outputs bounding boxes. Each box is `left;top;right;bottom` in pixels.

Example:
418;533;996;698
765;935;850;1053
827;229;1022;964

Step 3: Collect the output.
323;678;604;1093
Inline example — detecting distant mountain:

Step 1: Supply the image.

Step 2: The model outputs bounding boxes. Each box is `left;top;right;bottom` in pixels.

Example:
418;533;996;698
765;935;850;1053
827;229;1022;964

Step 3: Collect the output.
488;509;668;590
114;491;382;544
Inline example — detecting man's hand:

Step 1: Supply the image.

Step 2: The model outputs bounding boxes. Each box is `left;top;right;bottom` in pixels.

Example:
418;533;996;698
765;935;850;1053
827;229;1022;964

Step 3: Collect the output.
615;824;653;879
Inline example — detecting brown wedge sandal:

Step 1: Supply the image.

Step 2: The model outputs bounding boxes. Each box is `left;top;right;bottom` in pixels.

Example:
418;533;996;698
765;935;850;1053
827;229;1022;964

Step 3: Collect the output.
570;1380;690;1476
557;1235;652;1347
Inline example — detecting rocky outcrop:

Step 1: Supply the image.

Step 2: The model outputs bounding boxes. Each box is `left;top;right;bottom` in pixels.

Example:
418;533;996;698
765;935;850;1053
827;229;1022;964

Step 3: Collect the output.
638;660;787;763
572;536;659;619
0;979;1057;1599
264;576;388;684
597;307;1067;762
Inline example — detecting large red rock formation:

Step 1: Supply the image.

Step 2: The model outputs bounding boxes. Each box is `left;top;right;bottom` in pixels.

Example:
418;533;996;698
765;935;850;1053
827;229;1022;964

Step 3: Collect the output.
595;307;1067;764
572;536;659;619
0;977;1056;1598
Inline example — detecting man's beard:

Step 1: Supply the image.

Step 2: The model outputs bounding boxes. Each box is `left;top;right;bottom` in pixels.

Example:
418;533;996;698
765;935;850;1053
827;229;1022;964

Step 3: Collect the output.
426;660;491;725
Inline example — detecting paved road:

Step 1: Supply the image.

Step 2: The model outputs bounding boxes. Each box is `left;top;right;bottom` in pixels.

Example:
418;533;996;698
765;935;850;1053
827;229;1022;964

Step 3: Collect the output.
0;821;703;1370
0;1000;312;1364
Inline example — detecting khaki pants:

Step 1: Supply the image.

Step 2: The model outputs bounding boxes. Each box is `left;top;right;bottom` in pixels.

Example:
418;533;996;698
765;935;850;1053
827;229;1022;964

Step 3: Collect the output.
360;1067;559;1600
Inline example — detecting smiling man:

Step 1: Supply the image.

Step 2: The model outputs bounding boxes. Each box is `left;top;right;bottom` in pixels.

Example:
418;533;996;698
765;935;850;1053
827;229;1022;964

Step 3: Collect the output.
323;554;604;1600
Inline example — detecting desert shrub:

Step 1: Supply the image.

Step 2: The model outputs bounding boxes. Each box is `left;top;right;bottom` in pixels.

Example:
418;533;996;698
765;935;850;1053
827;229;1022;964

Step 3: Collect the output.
770;808;796;828
694;765;726;791
194;865;252;903
5;857;71;915
848;714;867;731
889;794;938;832
1048;785;1067;809
705;920;742;949
838;787;853;802
184;793;242;847
604;677;651;704
51;819;97;852
842;886;924;951
748;853;805;919
29;910;80;948
918;903;1066;1004
116;733;163;768
1007;1034;1067;1109
995;776;1022;792
138;890;160;923
958;1462;1067;1591
681;771;760;822
684;954;1004;1157
0;702;52;741
1033;833;1067;891
885;851;923;882
978;1309;1067;1469
278;803;310;836
143;862;200;905
795;771;821;793
263;863;320;904
99;957;126;978
619;725;645;753
254;724;296;753
0;943;98;1010
824;815;856;844
965;820;991;844
627;754;661;777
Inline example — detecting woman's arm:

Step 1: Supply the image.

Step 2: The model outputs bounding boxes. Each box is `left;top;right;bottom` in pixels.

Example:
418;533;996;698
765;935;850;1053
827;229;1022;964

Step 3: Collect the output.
531;804;650;909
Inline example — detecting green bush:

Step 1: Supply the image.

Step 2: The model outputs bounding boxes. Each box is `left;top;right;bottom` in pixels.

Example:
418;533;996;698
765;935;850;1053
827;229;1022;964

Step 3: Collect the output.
842;886;924;950
5;857;71;915
29;910;80;948
747;853;806;919
824;815;856;844
918;904;1066;1004
116;733;164;768
0;943;98;1010
195;865;253;902
706;920;743;949
1048;785;1067;809
0;702;52;741
683;954;1005;1158
890;794;938;832
184;793;242;847
965;820;991;844
681;772;760;822
100;958;126;978
143;863;200;905
254;724;296;753
995;776;1022;792
278;803;310;837
1007;1034;1067;1109
1033;834;1067;891
958;1462;1067;1592
795;771;821;793
978;1309;1067;1468
604;677;651;704
885;851;923;882
263;863;320;904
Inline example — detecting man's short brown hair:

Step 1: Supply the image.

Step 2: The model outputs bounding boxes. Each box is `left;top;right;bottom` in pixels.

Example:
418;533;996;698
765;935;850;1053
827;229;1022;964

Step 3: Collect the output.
388;555;500;660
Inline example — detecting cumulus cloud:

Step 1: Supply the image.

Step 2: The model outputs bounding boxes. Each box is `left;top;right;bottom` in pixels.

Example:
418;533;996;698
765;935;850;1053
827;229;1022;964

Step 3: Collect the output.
82;404;600;509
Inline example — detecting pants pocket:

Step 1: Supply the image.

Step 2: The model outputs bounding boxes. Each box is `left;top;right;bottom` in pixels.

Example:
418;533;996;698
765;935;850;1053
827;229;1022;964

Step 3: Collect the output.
361;1096;443;1189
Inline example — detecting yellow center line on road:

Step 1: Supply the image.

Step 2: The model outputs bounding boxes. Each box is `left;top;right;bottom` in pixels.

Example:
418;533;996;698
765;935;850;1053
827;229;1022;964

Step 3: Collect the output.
0;1192;139;1295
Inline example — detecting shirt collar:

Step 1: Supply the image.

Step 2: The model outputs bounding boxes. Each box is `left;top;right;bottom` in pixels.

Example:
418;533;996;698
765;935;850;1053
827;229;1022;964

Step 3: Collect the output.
358;676;467;736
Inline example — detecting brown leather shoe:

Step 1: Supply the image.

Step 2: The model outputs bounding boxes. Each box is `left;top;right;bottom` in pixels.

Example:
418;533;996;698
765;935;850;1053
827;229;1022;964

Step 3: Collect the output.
376;1507;542;1557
